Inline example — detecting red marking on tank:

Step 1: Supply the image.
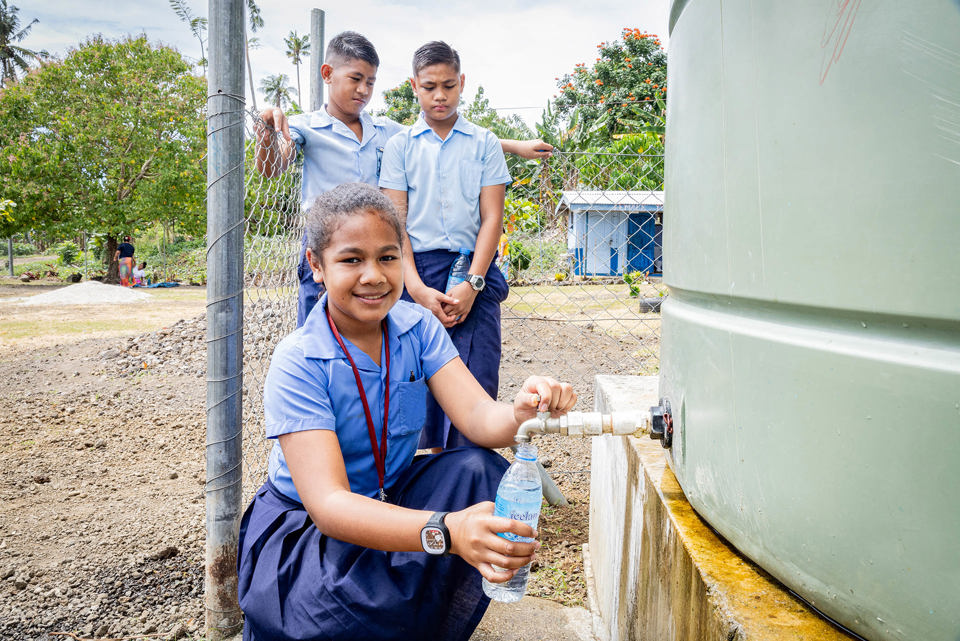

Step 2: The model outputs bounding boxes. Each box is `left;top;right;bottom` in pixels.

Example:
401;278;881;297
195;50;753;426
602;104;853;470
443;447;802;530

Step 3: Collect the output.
820;0;863;84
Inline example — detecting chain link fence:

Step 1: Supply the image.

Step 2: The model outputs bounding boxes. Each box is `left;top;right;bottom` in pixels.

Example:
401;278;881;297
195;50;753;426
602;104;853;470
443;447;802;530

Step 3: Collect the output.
496;148;667;408
238;110;666;498
240;110;303;499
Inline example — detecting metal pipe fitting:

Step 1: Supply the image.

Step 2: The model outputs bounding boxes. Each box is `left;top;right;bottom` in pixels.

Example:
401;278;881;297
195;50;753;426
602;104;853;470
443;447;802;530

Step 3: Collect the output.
514;411;649;443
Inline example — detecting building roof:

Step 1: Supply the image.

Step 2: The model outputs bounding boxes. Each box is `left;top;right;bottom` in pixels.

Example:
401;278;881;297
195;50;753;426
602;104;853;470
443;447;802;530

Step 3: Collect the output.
558;190;664;213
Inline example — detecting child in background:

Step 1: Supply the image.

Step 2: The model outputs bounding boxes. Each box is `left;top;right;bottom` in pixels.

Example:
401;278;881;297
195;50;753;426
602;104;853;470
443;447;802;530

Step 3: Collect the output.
237;183;576;641
380;41;510;450
254;31;552;328
132;261;146;286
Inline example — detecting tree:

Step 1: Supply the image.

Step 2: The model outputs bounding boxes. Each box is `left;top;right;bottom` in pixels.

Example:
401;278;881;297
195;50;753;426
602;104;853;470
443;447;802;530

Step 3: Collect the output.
0;36;206;279
245;0;263;111
463;86;533;140
549;27;666;142
260;73;295;109
379;79;419;125
284;31;309;107
0;0;47;87
168;0;207;75
574;133;665;191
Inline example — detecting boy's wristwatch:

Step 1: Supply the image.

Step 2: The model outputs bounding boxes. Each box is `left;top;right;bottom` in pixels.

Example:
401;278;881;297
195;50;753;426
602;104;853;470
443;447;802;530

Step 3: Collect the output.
467;274;486;291
420;511;451;555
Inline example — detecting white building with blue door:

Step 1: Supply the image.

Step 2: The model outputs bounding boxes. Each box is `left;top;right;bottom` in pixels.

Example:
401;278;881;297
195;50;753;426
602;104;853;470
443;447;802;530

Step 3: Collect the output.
560;191;664;277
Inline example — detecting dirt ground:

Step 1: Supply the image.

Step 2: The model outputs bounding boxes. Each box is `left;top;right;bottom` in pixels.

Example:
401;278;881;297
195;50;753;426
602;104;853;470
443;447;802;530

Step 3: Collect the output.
0;281;618;641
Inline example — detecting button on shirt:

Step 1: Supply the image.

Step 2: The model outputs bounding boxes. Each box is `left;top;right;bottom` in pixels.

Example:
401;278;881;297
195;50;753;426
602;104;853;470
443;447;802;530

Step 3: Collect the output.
264;295;459;502
289;108;405;206
379;114;511;253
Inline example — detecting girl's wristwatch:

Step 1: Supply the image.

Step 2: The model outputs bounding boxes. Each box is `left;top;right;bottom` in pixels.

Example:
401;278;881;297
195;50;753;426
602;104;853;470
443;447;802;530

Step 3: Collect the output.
420;511;451;555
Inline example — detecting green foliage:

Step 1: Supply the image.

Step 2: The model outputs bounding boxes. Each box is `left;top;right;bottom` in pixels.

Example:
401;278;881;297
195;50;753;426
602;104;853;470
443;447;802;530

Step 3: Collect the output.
244;142;301;236
11;240;33;256
508;240;531;274
168;0;207;74
536;101;612;152
505;238;571;282
542;27;666;146
175;243;206;284
380;79;419;126
55;240;79;265
504;198;541;235
0;35;206;250
131;231;205;283
573;133;664;191
622;270;647;297
13;258;58;278
0;0;48;87
284;31;309;102
261;73;295;109
90;235;105;262
462;86;533;140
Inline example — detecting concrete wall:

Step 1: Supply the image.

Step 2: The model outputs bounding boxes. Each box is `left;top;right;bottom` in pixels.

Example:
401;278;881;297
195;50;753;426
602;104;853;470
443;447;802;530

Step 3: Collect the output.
586;375;855;641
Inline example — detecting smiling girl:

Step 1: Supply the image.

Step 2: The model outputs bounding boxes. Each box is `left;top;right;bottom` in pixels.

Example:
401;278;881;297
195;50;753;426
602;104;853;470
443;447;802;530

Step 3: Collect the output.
237;183;576;641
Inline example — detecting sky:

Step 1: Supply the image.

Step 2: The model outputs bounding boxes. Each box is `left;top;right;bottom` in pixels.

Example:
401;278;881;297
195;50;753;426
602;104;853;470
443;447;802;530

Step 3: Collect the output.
23;0;670;128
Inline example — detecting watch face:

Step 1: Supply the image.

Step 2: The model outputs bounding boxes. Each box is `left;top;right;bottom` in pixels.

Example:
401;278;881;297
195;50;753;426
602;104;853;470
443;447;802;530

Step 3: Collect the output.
421;527;447;554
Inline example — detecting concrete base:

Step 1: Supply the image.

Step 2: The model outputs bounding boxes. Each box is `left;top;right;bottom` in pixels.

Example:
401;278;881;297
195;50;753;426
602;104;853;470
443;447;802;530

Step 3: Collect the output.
472;597;595;641
588;375;855;641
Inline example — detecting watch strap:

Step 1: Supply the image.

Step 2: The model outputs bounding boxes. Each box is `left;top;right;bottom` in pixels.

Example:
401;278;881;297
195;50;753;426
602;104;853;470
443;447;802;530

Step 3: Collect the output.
421;511;451;555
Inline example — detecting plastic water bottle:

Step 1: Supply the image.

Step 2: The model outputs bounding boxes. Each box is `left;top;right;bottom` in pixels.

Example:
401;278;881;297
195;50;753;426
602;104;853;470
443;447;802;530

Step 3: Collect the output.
445;248;472;293
482;443;542;603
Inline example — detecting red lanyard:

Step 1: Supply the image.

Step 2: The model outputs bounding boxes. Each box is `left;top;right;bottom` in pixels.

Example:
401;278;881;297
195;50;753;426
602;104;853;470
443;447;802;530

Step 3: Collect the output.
325;307;391;501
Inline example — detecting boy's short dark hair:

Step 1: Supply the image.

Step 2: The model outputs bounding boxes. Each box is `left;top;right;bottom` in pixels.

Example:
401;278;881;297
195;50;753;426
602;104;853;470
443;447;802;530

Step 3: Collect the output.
412;41;460;76
326;31;379;68
306;183;403;261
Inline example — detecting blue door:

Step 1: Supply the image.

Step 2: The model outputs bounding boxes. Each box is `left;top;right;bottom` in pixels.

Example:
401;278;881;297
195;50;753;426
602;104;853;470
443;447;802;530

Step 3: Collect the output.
626;212;657;273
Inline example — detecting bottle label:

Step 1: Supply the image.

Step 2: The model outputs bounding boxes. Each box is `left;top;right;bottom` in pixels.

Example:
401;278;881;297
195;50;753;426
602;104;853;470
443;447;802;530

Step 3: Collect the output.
494;495;541;543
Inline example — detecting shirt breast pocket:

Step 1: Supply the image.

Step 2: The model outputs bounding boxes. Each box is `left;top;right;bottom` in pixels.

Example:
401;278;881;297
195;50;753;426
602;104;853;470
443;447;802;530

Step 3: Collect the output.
459;159;483;204
390;377;427;437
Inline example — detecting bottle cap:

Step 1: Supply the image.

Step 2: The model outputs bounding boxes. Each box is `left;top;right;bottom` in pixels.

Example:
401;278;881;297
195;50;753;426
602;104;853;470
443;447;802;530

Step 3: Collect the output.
458;247;473;255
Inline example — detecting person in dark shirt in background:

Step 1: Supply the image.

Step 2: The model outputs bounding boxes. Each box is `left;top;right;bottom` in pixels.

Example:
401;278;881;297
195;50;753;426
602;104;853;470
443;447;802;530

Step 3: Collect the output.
114;236;135;287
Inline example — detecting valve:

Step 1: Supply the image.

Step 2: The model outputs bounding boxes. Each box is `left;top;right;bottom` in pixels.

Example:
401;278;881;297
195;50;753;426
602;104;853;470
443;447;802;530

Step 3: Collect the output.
649;397;673;449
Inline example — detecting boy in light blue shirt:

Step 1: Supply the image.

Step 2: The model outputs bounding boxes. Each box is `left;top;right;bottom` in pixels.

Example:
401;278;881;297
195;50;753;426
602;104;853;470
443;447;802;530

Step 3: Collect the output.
255;32;552;327
380;41;512;450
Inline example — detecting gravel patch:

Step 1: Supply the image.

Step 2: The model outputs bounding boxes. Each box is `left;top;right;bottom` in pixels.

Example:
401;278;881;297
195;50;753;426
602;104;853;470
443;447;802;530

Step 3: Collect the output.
16;281;152;306
0;297;620;639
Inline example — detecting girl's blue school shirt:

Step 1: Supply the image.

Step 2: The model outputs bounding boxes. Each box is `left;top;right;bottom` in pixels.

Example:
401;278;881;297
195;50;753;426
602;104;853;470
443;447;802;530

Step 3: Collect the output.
264;295;459;502
288;107;405;206
378;113;511;253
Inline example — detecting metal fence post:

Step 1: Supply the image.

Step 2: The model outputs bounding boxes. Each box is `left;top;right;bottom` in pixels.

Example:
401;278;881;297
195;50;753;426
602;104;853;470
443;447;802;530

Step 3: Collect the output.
309;9;325;111
206;0;245;638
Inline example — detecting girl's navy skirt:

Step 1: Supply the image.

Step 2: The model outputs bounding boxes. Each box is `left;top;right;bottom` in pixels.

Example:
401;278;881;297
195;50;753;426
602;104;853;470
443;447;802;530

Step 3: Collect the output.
237;447;510;641
404;250;509;450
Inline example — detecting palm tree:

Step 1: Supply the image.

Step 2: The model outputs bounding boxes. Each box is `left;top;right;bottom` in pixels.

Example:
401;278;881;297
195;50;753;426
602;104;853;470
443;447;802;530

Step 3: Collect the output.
168;0;207;75
245;0;263;111
284;31;309;106
0;0;48;87
260;73;295;109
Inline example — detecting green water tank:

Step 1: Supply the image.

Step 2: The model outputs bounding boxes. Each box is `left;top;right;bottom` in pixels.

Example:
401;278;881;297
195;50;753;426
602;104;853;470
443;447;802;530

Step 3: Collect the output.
661;2;960;640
